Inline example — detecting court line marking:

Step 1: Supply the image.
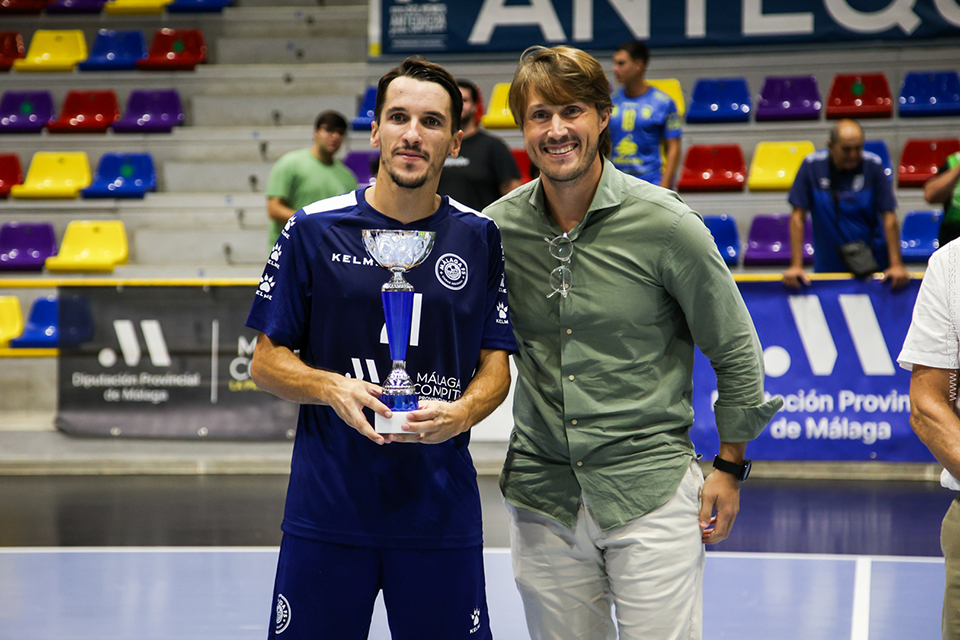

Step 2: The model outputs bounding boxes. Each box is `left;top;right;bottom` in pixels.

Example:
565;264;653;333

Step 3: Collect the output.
851;556;872;640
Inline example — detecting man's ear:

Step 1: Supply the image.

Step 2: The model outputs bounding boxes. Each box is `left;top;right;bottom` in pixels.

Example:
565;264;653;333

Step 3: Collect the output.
448;129;464;159
370;121;381;149
599;107;611;133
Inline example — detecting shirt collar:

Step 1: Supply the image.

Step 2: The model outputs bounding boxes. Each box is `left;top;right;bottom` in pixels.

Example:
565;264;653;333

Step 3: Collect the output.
527;158;623;241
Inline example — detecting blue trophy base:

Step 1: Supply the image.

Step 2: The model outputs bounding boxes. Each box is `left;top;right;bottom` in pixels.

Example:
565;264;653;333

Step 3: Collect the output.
376;394;419;434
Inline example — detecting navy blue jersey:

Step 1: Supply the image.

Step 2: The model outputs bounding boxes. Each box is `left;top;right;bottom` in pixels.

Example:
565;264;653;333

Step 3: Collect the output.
246;188;516;549
788;150;897;273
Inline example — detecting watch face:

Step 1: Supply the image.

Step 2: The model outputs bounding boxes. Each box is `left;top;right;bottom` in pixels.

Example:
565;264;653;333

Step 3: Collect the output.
741;460;752;481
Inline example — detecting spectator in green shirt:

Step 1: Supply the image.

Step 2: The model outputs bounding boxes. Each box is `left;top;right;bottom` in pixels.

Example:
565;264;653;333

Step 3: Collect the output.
265;111;357;249
485;45;782;640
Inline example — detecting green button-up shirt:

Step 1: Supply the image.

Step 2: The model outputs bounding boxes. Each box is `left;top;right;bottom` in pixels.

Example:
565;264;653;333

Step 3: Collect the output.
486;160;782;531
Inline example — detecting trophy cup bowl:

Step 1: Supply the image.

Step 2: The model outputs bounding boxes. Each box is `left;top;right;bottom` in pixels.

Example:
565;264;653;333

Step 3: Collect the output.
362;229;436;433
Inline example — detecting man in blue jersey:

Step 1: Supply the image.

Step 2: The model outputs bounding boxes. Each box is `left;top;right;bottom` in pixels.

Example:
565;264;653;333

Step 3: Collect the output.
246;56;516;640
610;41;682;188
782;119;909;288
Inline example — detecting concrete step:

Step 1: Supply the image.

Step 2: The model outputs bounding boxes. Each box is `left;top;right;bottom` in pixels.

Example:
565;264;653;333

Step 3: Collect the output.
192;95;358;127
215;35;366;64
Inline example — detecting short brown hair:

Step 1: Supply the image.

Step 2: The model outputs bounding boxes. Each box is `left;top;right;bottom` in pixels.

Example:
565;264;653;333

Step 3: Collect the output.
508;46;613;158
374;56;462;134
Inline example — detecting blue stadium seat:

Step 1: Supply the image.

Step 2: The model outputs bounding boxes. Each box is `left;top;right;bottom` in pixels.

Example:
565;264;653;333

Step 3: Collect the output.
701;215;740;266
9;296;58;348
900;210;943;263
686;78;751;124
166;0;232;11
77;30;146;71
863;140;892;181
351;86;377;131
899;71;960;117
81;153;156;199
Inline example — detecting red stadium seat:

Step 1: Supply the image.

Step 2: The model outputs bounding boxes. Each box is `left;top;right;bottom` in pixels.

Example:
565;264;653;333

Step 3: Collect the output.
898;138;960;188
677;144;746;192
47;90;120;133
0;154;23;198
825;73;893;119
511;148;535;184
0;32;25;71
0;0;47;14
136;28;206;71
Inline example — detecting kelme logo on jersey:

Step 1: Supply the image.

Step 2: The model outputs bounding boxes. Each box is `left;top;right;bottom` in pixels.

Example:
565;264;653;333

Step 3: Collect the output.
496;302;509;325
268;244;282;269
275;594;291;634
435;253;468;290
281;217;296;240
256;274;275;300
470;607;481;634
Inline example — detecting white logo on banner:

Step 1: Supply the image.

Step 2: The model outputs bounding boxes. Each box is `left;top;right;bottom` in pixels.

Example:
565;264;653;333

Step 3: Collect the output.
98;320;171;368
763;294;895;378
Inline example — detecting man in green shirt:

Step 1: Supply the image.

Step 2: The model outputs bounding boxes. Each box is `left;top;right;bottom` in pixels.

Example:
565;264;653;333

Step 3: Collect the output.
265;111;358;248
485;46;782;640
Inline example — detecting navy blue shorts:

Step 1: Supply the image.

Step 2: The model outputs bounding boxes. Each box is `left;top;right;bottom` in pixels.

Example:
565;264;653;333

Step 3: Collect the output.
267;534;492;640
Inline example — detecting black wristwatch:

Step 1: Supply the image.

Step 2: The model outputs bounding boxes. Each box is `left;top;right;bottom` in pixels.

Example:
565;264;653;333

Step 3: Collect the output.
712;455;751;481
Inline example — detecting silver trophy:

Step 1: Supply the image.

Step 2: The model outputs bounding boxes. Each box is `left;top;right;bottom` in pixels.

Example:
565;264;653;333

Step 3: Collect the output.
362;229;436;433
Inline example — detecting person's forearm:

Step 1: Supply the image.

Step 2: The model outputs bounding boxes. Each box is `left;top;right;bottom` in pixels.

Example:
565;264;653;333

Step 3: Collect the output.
718;441;748;463
452;349;510;430
661;139;681;188
789;209;806;268
913;397;960;480
250;332;337;405
883;213;905;268
266;199;297;225
925;165;960;205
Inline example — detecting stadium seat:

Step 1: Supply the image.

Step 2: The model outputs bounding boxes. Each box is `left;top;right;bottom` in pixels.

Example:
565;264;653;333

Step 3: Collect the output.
744;213;814;266
0;32;25;71
104;0;171;14
78;30;147;71
701;215;740;266
899;71;960;117
900;210;943;263
11;152;91;199
343;150;379;186
676;144;746;192
13;30;88;72
47;90;120;134
0;221;58;271
685;78;751;124
825;73;892;119
0;154;23;197
512;148;534;184
480;83;517;129
351;86;377;131
137;28;206;71
82;153;157;198
45;220;128;273
112;89;184;133
898;138;960;188
747;141;815;191
863;140;893;181
0;0;46;13
9;296;58;348
166;0;232;12
647;78;685;118
755;76;822;121
46;0;107;12
0;297;24;347
0;90;55;133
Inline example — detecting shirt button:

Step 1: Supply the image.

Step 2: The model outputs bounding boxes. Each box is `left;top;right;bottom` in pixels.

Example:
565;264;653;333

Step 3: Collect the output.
576;461;583;467
571;419;578;425
568;375;575;381
566;329;572;335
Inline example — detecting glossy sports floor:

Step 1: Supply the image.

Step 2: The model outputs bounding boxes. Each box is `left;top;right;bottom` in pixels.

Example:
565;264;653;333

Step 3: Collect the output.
0;474;952;640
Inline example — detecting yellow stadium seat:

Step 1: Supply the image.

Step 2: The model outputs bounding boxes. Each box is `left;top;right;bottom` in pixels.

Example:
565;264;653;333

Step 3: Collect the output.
747;141;815;192
647;78;686;118
46;221;129;273
11;152;91;200
104;0;172;15
13;30;87;72
480;83;518;129
0;297;24;347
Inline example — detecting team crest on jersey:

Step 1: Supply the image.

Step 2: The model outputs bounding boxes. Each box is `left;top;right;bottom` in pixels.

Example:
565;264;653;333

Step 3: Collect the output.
257;274;275;300
281;217;296;240
275;594;291;634
268;244;282;269
435;253;468;291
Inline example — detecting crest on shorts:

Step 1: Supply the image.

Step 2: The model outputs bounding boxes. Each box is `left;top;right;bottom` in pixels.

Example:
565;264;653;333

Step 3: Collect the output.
275;594;291;634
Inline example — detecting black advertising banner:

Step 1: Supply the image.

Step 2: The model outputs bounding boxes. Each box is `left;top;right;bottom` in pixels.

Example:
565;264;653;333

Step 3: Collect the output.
57;284;298;440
